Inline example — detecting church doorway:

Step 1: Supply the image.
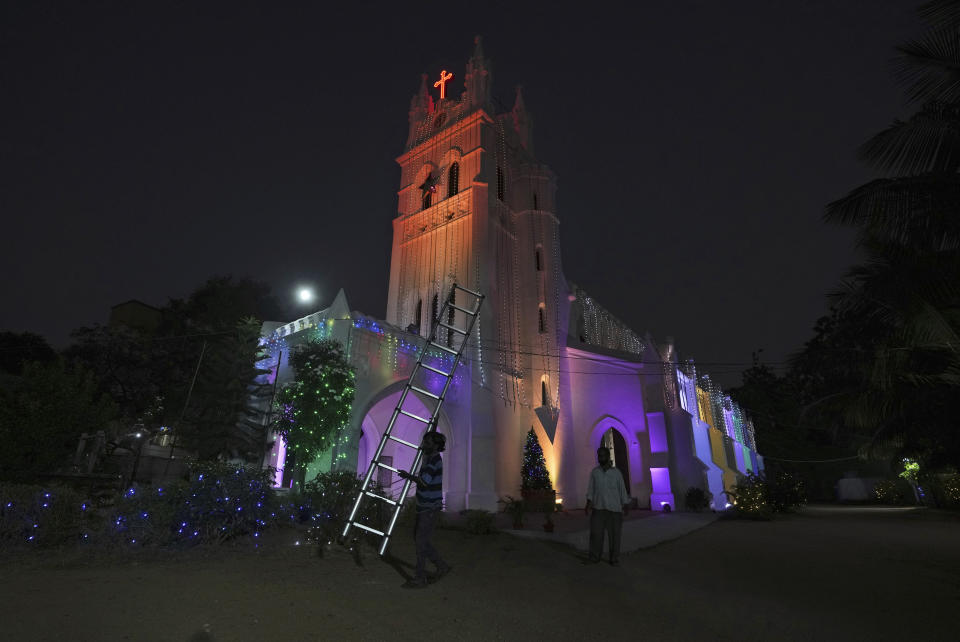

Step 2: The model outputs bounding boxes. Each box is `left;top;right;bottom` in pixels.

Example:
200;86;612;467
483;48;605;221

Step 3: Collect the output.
602;427;630;490
357;387;451;501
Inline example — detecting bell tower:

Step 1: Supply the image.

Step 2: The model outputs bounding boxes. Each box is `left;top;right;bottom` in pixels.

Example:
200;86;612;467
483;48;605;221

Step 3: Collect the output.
385;37;569;502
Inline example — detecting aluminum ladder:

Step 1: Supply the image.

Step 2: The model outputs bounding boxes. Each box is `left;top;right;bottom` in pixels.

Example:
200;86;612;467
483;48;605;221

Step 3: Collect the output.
341;283;484;556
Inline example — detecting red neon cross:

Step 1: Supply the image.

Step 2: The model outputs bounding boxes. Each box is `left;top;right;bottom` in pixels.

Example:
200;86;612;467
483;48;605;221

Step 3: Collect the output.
434;70;453;100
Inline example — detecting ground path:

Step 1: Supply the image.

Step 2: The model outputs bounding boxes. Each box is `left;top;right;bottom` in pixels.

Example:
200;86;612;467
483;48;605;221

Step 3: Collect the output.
1;505;957;641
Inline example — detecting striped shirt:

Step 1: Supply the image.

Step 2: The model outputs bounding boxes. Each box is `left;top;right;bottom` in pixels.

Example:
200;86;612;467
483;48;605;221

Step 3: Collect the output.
416;453;443;510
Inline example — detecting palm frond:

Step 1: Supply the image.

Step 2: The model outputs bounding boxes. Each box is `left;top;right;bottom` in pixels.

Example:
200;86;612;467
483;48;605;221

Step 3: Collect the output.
893;26;960;103
858;101;960;174
919;0;960;28
825;174;960;250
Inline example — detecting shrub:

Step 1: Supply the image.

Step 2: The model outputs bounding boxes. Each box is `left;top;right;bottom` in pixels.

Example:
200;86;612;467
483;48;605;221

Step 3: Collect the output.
941;473;960;507
725;474;771;519
101;462;281;546
461;509;496;534
874;479;908;505
0;484;95;548
301;470;390;543
767;472;806;512
684;486;711;512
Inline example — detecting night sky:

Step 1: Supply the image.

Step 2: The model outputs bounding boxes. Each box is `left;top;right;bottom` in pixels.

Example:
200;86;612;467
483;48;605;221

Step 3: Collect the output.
1;1;922;386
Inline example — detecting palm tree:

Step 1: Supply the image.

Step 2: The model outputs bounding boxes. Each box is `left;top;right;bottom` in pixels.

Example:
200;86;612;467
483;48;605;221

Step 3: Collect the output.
822;0;960;467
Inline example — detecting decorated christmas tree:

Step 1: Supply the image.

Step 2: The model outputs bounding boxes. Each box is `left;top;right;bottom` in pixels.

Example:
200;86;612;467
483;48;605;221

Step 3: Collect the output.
521;428;553;491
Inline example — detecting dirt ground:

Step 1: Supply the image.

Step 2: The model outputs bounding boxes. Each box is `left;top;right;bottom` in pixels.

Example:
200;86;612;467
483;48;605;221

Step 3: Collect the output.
1;505;957;641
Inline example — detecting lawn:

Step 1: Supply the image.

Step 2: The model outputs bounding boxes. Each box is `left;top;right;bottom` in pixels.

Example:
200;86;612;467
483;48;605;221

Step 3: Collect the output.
1;506;956;641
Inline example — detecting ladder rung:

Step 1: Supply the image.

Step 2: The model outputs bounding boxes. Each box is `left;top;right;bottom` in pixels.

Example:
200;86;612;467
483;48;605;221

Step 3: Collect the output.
388;434;420;448
438;322;468;335
410;385;440;400
429;341;458;355
352;522;385;537
365;491;398;506
399;409;432;424
449;303;476;315
375;461;400;473
419;363;450;377
454;284;483;299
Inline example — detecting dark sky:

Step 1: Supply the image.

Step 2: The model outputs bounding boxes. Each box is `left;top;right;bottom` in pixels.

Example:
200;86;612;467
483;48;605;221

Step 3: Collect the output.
1;1;922;386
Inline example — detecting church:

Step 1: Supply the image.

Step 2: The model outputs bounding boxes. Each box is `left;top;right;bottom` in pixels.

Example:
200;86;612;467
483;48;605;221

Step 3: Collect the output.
260;38;763;513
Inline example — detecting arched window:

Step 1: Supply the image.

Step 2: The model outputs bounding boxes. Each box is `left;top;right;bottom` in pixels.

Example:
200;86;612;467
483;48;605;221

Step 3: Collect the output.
446;289;456;347
422;191;432;210
431;294;439;336
496;166;504;201
535;247;542;271
447;162;459;198
414;298;423;331
541;380;549;407
538;305;546;333
533;193;538;210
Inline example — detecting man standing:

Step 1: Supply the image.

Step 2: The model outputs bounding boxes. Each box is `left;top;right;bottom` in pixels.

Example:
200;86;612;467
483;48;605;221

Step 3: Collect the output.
399;431;452;588
584;446;630;566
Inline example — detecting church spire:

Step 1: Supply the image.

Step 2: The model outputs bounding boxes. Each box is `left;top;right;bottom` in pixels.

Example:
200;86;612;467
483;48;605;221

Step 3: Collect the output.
407;73;434;148
464;35;491;110
511;84;533;152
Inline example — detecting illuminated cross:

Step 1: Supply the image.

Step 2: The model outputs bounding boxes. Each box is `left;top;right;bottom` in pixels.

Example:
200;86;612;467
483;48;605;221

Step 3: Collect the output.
434;70;453;100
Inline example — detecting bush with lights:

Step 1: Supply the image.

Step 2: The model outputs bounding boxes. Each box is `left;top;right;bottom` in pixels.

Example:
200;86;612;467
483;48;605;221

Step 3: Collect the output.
941;473;960;507
874;479;910;505
274;339;356;482
723;471;806;519
0;484;95;547
300;470;388;546
766;471;806;512
724;474;771;519
1;463;302;549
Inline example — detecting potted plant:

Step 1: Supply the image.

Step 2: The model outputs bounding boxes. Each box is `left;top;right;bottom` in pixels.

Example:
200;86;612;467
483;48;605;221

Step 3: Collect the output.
501;496;525;529
542;500;555;533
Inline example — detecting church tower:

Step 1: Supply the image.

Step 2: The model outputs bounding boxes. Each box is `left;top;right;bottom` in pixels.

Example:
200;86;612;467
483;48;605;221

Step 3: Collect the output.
385;37;569;501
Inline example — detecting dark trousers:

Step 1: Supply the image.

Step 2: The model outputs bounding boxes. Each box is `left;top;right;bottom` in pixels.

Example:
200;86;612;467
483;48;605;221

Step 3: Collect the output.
589;509;623;562
413;507;444;580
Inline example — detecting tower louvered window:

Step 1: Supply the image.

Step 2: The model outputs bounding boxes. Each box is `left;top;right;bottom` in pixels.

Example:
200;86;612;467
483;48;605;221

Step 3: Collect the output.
431;294;439;335
535;248;542;271
496;166;504;201
448;162;459;198
538;306;546;333
541;380;549;407
414;298;423;331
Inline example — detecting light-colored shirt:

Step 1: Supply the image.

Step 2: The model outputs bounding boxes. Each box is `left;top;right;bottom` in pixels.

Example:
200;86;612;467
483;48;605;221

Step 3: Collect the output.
587;465;630;511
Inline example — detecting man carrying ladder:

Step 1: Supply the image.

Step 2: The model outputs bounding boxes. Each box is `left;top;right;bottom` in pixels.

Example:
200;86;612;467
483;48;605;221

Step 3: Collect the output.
340;283;484;580
398;431;451;588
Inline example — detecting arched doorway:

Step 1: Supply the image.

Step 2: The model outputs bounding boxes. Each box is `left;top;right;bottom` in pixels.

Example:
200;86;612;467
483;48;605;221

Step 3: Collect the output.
602;427;630;490
356;387;453;501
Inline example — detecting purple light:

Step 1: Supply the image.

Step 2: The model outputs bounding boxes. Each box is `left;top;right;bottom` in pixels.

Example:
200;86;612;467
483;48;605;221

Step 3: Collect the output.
273;436;287;488
649;467;674;511
648;414;668;453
